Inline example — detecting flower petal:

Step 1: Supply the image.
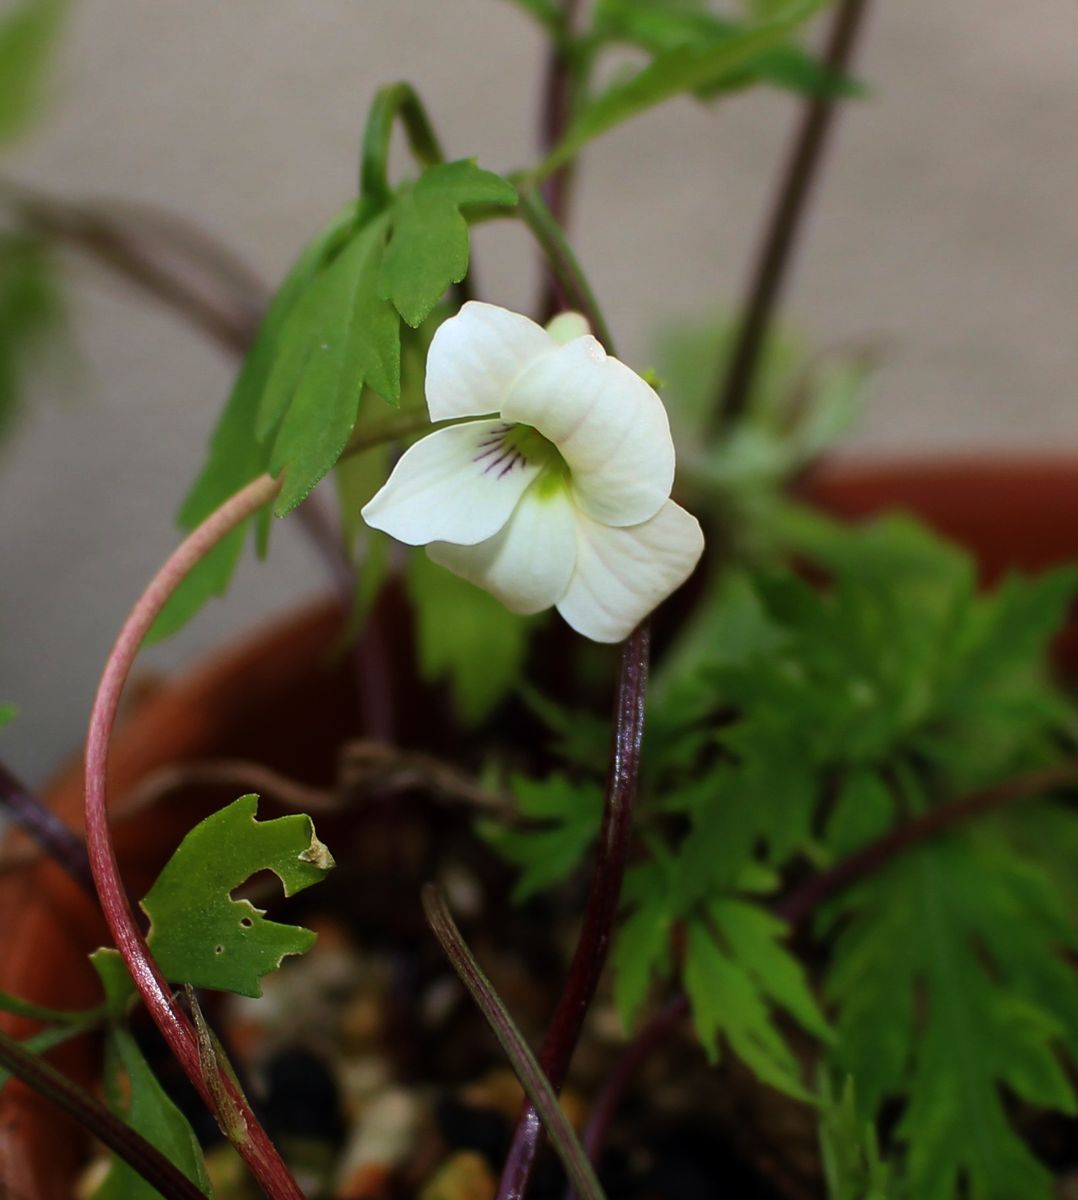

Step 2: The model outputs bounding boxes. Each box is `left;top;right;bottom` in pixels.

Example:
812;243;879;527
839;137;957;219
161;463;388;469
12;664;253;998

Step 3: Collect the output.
425;301;555;422
501;337;675;527
427;480;577;615
557;500;705;643
361;419;541;547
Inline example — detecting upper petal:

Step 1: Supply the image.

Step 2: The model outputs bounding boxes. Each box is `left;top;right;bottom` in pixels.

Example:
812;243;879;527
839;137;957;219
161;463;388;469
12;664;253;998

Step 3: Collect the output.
361;419;540;547
427;479;577;615
425;301;556;422
556;500;705;643
501;337;675;527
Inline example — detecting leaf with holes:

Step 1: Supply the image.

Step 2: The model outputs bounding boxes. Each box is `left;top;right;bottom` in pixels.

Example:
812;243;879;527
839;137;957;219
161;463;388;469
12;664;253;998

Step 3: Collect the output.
141;794;334;998
380;159;518;327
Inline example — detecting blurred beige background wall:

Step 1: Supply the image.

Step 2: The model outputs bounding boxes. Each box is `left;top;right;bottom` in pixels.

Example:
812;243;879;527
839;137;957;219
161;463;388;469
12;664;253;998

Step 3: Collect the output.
1;0;1077;783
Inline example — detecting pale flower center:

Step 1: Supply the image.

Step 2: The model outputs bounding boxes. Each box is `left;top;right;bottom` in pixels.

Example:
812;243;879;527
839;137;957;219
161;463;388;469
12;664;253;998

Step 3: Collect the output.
473;422;569;499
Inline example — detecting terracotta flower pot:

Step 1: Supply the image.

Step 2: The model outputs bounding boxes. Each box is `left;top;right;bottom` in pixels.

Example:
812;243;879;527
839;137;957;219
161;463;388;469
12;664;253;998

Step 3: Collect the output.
3;455;1078;1197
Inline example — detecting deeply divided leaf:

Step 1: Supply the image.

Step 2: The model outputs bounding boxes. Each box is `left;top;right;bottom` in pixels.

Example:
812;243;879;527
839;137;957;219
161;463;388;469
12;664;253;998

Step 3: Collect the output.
542;0;828;173
141;794;334;998
826;832;1078;1199
593;0;860;102
481;773;603;902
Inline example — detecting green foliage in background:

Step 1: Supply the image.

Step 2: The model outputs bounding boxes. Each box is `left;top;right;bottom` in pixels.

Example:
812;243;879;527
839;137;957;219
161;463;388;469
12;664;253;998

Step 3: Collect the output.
408;549;535;727
0;0;66;146
537;0;832;175
818;1076;892;1200
0;234;64;445
489;512;1078;1191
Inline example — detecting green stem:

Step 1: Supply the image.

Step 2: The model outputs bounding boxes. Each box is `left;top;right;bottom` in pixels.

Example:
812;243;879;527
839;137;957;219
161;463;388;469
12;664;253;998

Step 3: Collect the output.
422;885;608;1200
360;82;445;207
516;188;612;346
0;991;105;1025
341;406;441;458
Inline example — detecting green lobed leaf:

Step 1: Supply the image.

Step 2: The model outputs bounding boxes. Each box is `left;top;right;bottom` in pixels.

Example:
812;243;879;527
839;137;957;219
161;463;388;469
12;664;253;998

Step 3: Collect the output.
683;911;817;1100
407;548;534;726
268;213;401;514
141;794;334;998
0;0;66;146
379;159;517;327
611;865;674;1030
826;832;1078;1199
150;205;360;642
480;774;603;902
592;0;860;102
540;0;828;174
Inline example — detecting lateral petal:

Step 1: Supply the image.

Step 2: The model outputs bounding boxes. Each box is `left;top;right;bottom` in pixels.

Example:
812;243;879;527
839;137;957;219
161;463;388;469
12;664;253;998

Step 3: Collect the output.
426;301;556;422
557;500;705;643
361;419;540;547
501;336;675;527
428;480;577;615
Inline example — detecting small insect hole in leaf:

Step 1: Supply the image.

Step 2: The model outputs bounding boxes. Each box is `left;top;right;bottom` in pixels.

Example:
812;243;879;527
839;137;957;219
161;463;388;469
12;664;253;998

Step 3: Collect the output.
214;945;224;955
230;868;280;906
240;917;253;929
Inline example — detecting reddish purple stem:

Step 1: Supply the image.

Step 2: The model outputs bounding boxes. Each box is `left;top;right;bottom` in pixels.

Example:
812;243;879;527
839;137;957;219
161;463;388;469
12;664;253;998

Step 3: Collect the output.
496;623;650;1200
83;471;306;1200
0;759;94;895
536;0;585;320
713;0;871;429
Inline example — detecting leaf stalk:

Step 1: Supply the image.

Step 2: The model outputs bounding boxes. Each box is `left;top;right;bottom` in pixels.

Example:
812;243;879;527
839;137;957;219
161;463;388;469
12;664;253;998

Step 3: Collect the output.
82;471;308;1200
711;0;871;431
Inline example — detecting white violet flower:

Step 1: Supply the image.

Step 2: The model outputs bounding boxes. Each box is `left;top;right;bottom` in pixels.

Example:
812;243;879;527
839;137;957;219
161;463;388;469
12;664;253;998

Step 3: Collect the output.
361;301;705;643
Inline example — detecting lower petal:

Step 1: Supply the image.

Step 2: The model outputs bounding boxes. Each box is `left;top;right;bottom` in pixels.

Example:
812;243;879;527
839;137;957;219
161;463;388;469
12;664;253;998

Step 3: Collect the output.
557;500;705;643
427;480;577;615
362;419;540;547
